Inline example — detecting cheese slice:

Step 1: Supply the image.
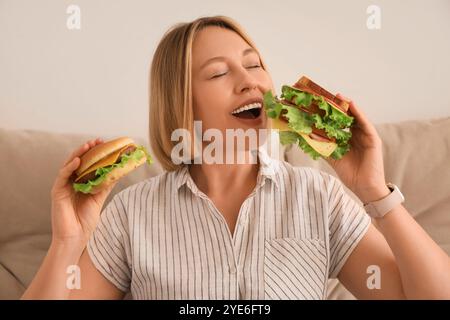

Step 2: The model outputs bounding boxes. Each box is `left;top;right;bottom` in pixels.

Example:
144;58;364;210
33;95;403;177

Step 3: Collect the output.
298;133;337;157
270;118;337;157
75;144;132;182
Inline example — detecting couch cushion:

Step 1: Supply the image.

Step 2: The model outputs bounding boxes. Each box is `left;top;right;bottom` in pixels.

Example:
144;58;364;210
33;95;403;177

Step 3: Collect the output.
285;116;450;299
0;128;163;299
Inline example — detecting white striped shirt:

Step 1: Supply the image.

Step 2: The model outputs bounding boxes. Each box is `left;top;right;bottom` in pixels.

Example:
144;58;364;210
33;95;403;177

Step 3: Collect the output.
87;149;371;300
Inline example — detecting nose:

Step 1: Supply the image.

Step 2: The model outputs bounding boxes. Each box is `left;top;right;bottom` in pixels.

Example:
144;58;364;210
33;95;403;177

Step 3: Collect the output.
235;68;259;95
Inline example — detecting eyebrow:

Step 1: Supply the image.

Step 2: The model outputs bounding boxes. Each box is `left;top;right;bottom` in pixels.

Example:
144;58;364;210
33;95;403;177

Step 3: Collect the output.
199;47;258;70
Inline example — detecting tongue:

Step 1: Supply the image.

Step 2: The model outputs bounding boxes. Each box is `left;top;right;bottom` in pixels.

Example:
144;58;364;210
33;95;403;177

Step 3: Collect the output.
233;109;256;119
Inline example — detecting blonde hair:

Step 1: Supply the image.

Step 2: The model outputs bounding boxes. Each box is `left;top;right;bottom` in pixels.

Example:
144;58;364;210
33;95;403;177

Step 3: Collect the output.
149;16;268;171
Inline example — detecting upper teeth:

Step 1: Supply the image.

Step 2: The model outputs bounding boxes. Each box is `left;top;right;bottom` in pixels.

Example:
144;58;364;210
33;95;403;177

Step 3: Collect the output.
231;102;262;114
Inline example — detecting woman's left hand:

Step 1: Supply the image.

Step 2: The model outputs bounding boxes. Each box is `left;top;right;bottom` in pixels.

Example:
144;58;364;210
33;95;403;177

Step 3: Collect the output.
325;93;390;204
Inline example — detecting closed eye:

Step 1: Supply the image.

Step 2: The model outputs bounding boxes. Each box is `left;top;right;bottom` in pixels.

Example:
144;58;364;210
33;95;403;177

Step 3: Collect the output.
211;72;227;79
210;65;261;79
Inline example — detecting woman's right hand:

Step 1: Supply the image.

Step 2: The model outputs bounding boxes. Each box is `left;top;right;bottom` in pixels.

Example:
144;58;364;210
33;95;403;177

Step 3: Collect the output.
50;138;117;247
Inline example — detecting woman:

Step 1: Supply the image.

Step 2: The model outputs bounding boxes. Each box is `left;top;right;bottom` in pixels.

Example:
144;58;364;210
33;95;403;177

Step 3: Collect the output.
23;16;450;300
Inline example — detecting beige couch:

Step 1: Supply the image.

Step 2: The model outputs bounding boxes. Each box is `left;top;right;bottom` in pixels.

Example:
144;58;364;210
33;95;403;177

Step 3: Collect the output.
1;117;449;300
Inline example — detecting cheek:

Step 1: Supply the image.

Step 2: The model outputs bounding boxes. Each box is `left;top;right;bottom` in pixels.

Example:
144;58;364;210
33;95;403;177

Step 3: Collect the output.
192;85;229;126
258;71;274;92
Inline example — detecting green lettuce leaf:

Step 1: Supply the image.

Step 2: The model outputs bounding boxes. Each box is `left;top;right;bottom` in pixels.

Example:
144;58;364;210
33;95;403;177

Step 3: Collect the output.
73;145;153;194
279;130;300;145
311;114;352;144
329;107;354;128
281;85;313;107
283;105;315;134
264;90;316;134
263;90;283;119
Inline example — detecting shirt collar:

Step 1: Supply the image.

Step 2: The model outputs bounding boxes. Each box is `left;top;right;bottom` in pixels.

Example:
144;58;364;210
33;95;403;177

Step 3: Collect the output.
174;147;279;193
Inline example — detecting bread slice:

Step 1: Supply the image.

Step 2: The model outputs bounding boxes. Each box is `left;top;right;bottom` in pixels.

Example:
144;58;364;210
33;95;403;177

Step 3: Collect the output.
75;137;135;176
294;76;349;113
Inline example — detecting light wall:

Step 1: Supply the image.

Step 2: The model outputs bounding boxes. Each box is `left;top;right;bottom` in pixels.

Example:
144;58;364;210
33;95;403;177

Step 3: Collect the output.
1;0;449;140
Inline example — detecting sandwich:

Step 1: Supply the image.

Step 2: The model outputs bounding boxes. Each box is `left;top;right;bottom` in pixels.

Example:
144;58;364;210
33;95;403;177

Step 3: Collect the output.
263;76;354;160
72;137;153;194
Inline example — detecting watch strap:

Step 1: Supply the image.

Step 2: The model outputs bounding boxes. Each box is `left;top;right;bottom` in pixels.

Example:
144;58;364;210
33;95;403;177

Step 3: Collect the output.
363;183;405;218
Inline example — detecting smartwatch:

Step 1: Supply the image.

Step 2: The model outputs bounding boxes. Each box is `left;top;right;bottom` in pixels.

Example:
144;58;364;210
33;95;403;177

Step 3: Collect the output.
363;183;405;218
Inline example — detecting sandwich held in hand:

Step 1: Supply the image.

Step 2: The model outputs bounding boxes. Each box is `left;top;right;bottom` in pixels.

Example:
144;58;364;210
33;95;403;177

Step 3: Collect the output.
264;76;354;160
72;137;153;194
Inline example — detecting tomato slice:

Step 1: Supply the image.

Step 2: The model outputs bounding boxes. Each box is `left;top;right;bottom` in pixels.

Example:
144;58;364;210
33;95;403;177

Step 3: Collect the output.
309;132;333;143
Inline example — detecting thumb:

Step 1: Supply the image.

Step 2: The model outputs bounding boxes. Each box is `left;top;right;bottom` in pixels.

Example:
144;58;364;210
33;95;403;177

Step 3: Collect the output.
53;157;80;191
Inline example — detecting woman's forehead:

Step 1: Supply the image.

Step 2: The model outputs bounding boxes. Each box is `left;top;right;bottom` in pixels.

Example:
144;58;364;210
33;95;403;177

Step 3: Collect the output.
192;27;253;65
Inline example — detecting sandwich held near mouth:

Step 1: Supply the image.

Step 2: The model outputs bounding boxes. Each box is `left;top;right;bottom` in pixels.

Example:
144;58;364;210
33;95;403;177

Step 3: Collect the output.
72;137;153;194
263;76;354;160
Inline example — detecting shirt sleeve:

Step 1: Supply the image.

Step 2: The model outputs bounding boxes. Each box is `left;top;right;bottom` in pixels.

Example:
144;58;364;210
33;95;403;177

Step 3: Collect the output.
87;193;132;292
323;173;372;279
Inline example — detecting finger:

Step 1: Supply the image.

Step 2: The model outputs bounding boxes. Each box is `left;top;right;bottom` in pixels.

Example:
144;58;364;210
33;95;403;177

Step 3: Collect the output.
62;143;88;167
88;137;104;150
336;93;373;132
336;92;352;103
336;93;357;119
53;156;81;190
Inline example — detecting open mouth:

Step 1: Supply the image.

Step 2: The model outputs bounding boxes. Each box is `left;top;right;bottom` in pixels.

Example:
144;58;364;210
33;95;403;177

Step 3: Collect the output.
231;102;262;119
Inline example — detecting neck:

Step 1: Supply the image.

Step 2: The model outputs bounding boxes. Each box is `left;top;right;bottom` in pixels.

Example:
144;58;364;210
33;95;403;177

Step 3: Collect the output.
189;151;260;198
